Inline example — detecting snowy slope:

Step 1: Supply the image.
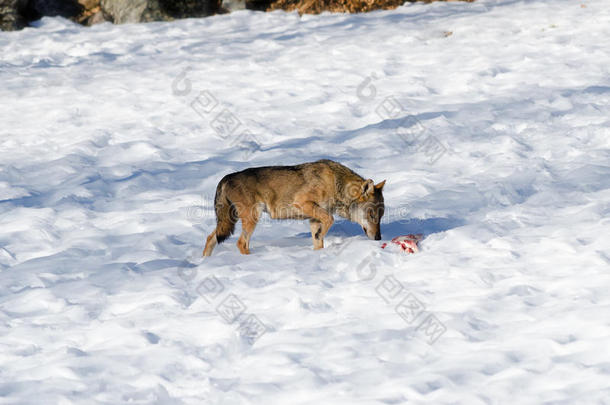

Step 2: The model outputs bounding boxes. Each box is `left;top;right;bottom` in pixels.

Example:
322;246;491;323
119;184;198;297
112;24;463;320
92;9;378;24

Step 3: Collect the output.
1;0;610;403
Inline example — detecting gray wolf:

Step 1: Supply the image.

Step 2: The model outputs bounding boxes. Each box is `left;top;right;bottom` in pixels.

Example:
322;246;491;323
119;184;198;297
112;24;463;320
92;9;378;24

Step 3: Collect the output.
203;159;385;256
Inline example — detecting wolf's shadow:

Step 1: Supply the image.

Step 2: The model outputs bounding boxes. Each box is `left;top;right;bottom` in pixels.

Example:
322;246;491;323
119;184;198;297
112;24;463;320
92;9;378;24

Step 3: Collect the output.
298;217;464;239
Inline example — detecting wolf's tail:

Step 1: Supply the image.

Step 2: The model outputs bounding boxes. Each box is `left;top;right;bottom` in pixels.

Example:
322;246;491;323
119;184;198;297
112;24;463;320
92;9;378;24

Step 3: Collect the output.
213;178;237;244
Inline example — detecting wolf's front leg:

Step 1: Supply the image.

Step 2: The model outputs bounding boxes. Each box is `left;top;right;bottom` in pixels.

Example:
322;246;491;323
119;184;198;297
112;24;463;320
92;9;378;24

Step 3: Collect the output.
295;199;333;250
309;219;324;250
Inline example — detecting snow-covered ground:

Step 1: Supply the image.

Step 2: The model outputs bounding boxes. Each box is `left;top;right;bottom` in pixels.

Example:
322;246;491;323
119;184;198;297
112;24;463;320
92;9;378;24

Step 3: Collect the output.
1;0;610;403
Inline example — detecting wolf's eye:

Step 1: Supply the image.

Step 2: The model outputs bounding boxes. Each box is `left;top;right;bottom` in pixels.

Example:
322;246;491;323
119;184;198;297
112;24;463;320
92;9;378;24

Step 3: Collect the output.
368;211;375;220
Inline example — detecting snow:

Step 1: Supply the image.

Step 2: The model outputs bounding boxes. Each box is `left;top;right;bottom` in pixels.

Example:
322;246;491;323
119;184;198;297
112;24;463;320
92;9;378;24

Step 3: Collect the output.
1;0;610;403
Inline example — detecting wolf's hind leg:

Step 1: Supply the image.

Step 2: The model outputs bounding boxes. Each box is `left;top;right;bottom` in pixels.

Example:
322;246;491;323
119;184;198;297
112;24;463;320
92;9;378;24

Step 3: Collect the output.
237;205;261;255
309;219;324;250
203;231;217;257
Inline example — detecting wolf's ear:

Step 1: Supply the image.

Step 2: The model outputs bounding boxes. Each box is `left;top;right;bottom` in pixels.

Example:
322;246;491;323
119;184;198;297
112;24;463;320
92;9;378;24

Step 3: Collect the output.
375;180;386;190
361;179;375;197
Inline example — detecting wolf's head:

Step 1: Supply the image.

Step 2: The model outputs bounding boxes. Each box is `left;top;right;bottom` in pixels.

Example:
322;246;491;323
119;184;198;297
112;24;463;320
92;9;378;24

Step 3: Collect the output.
350;179;386;240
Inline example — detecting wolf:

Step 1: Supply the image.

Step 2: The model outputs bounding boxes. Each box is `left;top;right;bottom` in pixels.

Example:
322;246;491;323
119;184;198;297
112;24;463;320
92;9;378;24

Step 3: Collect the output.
203;159;385;256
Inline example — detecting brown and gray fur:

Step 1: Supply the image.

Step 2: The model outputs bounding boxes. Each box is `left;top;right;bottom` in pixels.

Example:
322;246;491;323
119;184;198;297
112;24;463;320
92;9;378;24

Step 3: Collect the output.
203;159;385;256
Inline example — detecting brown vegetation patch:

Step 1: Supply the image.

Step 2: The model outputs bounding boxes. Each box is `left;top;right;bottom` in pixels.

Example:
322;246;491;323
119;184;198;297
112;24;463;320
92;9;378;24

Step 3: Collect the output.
268;0;474;14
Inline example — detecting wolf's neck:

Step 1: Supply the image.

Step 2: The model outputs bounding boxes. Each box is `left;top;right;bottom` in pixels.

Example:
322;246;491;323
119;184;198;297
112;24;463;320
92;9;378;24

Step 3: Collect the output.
332;174;363;220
